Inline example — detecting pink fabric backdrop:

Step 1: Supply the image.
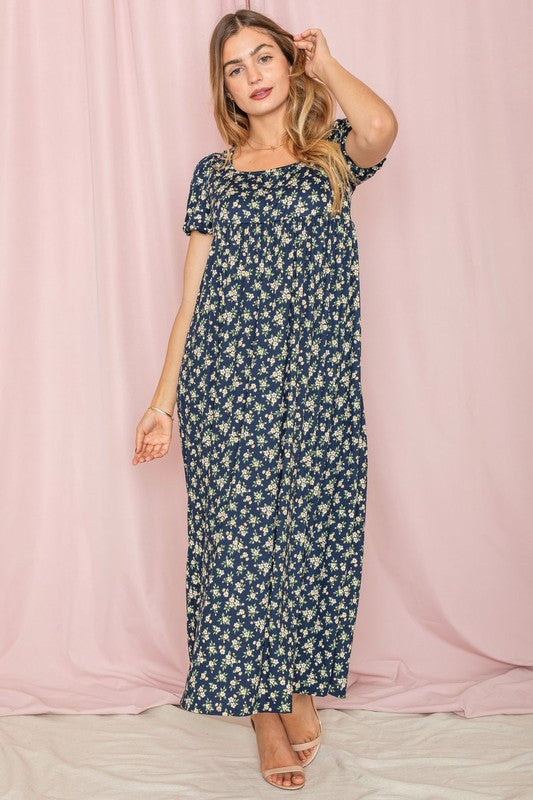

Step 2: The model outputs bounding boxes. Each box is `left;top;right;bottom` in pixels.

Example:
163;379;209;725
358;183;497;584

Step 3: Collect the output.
1;0;531;717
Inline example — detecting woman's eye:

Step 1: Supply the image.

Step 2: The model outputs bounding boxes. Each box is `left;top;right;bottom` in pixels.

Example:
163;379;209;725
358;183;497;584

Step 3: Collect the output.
229;55;272;77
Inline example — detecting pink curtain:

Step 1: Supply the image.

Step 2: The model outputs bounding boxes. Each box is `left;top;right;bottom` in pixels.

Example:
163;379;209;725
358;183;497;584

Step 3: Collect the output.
1;0;531;717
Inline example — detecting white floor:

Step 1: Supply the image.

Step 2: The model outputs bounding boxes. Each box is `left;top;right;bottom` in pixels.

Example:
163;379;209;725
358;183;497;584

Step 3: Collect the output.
1;703;532;799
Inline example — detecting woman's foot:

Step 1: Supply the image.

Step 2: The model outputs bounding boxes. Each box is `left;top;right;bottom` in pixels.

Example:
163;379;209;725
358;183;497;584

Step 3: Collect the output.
279;693;321;763
251;711;306;789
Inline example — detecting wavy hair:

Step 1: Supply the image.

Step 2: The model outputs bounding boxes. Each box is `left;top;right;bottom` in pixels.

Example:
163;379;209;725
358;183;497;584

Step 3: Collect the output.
209;9;353;216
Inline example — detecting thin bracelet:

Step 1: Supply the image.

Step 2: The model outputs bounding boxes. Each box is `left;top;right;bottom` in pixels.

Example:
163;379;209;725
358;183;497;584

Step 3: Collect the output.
149;405;174;421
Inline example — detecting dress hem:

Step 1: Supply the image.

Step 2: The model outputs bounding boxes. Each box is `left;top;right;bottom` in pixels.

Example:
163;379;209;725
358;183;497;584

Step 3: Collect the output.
177;685;350;717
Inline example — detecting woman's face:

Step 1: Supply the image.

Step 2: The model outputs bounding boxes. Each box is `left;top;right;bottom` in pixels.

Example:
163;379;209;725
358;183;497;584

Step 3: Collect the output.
222;28;291;117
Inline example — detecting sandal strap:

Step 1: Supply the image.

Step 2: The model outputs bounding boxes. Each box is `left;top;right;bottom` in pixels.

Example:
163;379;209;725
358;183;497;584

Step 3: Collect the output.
262;765;305;778
291;732;322;751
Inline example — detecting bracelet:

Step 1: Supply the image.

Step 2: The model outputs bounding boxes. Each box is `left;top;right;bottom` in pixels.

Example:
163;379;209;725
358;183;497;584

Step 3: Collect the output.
149;405;174;421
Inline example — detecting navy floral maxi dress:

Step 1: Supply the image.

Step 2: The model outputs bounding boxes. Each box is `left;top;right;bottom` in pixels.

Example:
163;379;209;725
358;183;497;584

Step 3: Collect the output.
177;117;386;716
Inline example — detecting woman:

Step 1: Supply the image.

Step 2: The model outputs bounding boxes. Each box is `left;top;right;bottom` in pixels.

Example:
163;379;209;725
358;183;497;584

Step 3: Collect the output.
133;9;397;791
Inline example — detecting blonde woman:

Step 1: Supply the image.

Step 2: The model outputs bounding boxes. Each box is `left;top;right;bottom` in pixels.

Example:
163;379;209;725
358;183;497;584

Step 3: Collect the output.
133;9;397;791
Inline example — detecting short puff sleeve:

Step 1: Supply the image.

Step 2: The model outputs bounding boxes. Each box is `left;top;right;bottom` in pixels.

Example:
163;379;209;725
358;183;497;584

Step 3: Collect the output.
182;154;214;236
328;117;386;189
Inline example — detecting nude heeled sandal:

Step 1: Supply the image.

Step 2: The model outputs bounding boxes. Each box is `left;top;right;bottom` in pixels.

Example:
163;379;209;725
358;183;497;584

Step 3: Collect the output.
289;695;322;767
250;716;306;790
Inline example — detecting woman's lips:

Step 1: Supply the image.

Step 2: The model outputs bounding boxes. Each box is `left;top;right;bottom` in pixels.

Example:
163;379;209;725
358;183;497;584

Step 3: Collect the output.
251;87;272;100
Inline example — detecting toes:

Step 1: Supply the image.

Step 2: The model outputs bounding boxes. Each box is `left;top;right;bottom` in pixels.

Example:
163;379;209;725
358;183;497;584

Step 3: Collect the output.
268;771;304;788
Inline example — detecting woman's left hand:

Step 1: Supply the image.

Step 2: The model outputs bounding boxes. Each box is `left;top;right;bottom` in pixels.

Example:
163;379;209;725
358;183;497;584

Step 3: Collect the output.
293;28;333;80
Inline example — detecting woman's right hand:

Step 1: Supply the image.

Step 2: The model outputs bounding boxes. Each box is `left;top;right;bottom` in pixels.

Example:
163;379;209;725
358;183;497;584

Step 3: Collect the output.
132;407;174;465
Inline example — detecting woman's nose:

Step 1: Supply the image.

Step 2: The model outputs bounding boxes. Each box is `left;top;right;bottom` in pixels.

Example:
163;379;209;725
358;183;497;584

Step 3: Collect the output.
248;69;262;84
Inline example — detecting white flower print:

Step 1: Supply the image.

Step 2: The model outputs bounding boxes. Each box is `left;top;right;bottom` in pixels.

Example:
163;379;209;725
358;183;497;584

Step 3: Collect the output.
178;118;386;716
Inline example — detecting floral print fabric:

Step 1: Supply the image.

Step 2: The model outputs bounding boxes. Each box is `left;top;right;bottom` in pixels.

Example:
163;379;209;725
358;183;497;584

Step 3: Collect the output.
177;118;386;716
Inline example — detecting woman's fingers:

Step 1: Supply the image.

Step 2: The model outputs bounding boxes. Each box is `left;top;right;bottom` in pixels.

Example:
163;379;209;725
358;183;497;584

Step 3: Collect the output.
134;447;153;463
132;437;171;464
143;443;157;459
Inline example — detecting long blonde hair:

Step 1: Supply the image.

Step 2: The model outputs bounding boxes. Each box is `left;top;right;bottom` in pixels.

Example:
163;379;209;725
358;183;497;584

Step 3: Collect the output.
209;9;353;216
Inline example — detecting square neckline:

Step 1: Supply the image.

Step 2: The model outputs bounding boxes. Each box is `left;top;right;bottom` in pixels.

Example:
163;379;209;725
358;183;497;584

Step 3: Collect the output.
229;145;303;175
